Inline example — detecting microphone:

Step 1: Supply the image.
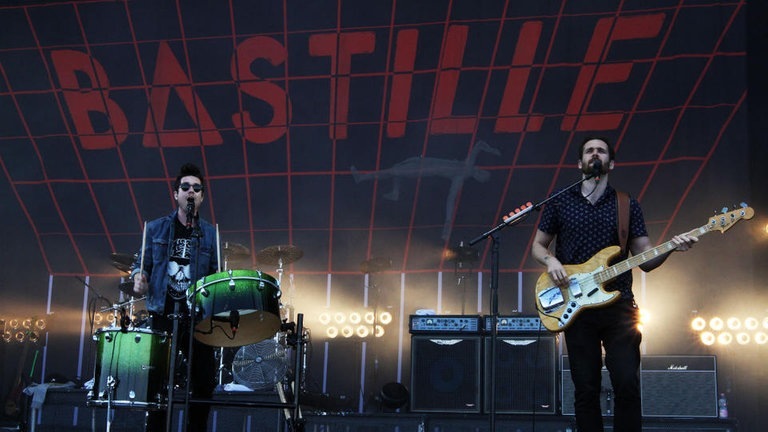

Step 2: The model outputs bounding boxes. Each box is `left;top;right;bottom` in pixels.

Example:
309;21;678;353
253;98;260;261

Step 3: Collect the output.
229;309;240;335
590;159;603;180
186;197;195;228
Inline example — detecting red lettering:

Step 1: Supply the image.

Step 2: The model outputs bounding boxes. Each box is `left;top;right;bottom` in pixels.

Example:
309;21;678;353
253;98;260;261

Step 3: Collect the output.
232;36;290;144
562;14;664;131
50;50;128;150
386;29;418;138
310;32;376;140
495;21;544;133
430;25;475;135
142;42;222;147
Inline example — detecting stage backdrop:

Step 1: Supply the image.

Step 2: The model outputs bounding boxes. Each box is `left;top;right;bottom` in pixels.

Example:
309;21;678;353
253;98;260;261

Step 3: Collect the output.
1;0;765;427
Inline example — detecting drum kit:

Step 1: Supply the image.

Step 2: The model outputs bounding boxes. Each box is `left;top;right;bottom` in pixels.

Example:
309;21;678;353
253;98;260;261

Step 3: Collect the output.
88;243;305;413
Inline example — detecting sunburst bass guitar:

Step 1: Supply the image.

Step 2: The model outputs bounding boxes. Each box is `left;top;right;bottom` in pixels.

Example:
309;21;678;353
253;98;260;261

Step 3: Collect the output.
535;205;754;332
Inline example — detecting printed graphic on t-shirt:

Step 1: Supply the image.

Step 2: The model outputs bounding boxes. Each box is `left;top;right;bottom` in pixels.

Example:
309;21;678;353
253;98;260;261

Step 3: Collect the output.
167;237;192;299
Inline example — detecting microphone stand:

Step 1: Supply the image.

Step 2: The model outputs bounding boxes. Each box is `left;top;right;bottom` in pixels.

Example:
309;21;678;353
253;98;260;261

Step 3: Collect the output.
468;170;598;432
166;204;202;432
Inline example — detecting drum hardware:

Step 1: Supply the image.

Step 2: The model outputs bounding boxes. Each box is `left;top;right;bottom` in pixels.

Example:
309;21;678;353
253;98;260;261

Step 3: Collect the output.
222;241;251;271
255;244;303;268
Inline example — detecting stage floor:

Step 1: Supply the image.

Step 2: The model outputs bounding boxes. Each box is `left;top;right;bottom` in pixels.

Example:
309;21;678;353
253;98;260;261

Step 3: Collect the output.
6;388;739;432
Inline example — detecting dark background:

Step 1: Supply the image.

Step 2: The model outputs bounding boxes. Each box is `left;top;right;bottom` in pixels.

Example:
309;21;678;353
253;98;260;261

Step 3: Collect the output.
1;0;766;429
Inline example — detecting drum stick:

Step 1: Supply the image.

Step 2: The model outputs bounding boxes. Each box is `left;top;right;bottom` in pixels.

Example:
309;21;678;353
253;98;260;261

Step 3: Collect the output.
216;224;221;272
139;221;147;283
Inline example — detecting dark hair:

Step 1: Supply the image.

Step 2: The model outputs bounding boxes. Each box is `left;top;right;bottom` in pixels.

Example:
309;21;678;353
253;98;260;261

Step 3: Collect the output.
577;136;615;161
173;163;205;192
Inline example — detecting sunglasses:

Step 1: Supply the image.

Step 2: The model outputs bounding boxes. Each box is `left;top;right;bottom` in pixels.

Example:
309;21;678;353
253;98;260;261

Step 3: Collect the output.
179;182;203;192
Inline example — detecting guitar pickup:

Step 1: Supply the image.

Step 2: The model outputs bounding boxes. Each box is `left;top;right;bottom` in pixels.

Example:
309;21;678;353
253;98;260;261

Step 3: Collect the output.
568;279;583;298
538;287;565;310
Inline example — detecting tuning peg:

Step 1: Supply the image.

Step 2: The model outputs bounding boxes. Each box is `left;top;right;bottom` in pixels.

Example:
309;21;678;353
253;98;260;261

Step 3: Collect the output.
721;207;729;214
740;202;747;208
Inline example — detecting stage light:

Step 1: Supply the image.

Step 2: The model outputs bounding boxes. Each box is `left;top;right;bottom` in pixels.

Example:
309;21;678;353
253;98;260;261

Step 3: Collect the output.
94;313;104;325
727;317;741;330
379;311;392;325
755;332;768;345
356;325;369;338
375;325;385;338
29;332;39;343
691;317;707;331
364;312;375;324
9;319;19;330
744;317;758;330
15;331;25;342
318;312;331;325
700;332;716;346
326;326;339;338
22;318;32;329
762;317;768;330
717;332;733;345
379;382;409;410
709;317;724;331
2;331;12;343
34;318;46;330
341;326;354;338
334;312;346;324
349;312;361;324
736;332;750;345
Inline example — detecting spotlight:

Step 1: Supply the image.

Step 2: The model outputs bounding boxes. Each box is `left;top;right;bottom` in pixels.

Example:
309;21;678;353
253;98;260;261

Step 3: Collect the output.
755;332;768;345
763;317;768;330
745;317;759;330
2;331;12;343
29;332;39;343
356;325;369;338
341;326;354;338
727;317;741;330
334;312;346;324
709;317;724;331
326;326;339;339
318;312;331;325
379;311;393;325
349;312;362;324
375;325;385;338
700;332;716;346
22;319;32;329
717;332;733;345
691;317;707;331
364;312;375;325
736;332;750;345
379;382;409;410
15;331;25;342
9;319;19;330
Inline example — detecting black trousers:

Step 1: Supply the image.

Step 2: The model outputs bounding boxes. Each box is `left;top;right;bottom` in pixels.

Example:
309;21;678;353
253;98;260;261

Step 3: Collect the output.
564;299;642;432
145;303;216;432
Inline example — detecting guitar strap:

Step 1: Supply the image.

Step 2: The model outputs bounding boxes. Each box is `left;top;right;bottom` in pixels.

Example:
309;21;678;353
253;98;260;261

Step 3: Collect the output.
616;191;630;255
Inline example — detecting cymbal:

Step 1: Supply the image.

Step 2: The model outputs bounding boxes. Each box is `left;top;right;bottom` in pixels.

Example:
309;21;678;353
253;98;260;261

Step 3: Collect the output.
110;252;135;266
444;245;479;262
256;245;303;266
222;242;250;259
111;261;131;273
360;257;392;274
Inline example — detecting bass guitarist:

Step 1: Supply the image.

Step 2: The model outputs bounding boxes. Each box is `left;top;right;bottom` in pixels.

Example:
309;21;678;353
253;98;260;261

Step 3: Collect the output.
531;137;697;432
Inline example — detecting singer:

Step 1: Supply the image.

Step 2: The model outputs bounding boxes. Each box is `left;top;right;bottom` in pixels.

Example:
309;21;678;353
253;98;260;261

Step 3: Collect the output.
530;137;698;432
130;163;218;432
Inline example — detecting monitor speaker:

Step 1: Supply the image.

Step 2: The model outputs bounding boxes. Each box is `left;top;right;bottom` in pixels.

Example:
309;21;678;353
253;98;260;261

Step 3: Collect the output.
410;335;481;413
485;334;557;414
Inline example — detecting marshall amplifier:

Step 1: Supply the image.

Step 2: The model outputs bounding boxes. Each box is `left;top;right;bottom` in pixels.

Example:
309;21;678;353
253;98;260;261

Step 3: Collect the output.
640;355;718;418
561;355;718;418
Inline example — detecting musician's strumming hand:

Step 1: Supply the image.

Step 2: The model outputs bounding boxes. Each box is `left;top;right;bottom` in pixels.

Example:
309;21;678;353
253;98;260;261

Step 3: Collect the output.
671;233;698;252
544;255;570;287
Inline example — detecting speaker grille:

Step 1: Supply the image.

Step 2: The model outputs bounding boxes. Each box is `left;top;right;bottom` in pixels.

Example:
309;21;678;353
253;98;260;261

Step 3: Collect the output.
485;335;556;414
410;335;481;412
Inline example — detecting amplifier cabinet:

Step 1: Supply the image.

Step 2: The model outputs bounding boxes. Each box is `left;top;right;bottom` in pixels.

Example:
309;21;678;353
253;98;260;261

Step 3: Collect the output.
561;355;613;416
560;355;718;418
485;334;557;414
640;355;717;418
410;335;482;413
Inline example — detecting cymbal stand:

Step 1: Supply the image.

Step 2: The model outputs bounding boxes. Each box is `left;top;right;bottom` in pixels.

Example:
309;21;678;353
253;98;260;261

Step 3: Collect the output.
164;301;183;432
365;271;382;412
105;375;116;432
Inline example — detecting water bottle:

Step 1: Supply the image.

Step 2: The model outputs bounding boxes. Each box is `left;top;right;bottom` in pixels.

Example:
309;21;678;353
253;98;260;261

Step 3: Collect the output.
718;392;728;418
